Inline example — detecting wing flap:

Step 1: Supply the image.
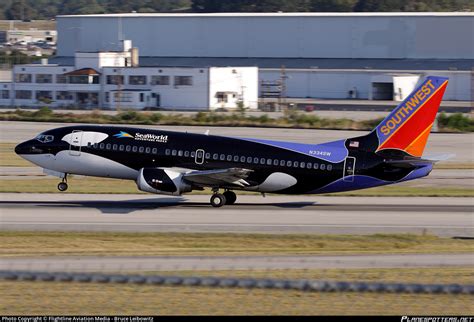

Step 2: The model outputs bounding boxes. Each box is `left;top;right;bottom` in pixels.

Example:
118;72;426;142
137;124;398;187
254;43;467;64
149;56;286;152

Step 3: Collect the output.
183;168;253;187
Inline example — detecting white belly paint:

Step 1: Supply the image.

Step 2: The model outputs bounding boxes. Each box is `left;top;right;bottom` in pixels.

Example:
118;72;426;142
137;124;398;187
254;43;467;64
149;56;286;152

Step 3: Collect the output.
53;151;138;179
246;172;297;192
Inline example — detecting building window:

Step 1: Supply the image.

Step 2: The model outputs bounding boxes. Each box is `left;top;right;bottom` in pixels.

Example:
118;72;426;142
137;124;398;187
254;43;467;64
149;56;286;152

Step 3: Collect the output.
56;91;73;100
113;92;133;103
216;92;228;103
129;75;147;85
36;91;53;101
35;74;52;83
105;92;109;103
56;74;68;83
15;74;32;83
151;76;170;85
174;76;193;86
139;93;144;102
69;75;89;84
107;75;124;85
15;90;32;99
1;90;9;99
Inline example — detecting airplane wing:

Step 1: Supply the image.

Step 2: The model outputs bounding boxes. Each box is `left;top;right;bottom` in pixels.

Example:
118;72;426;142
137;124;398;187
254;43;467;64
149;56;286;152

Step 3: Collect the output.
183;168;253;188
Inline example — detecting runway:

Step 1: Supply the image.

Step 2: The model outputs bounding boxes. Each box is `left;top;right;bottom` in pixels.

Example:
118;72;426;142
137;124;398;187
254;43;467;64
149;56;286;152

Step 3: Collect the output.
1;194;472;237
1;253;472;272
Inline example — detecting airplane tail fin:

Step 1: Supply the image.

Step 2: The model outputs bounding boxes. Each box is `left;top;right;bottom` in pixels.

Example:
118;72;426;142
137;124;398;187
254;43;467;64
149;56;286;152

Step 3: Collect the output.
372;76;449;157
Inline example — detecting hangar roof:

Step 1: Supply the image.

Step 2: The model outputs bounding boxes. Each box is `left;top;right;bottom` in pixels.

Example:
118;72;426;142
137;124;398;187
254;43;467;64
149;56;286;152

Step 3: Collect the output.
47;57;474;71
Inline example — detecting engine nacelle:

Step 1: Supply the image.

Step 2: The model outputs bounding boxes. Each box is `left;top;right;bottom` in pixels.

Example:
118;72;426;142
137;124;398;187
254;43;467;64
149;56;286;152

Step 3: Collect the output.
136;168;192;196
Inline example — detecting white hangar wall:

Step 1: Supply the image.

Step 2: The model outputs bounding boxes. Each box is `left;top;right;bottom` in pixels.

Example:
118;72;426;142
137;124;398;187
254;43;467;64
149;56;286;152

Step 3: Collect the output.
56;13;474;60
260;70;472;101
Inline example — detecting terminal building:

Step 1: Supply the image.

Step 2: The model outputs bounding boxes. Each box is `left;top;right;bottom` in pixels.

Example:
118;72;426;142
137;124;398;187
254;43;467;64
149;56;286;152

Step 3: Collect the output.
1;12;472;109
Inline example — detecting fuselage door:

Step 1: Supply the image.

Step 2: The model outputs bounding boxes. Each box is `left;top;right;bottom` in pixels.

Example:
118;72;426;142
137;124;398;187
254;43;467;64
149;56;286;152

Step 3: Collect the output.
69;130;83;156
195;149;205;165
343;156;356;182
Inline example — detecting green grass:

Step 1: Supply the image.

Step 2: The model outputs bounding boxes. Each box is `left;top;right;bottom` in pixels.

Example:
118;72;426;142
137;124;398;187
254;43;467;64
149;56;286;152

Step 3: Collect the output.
1;231;472;257
1;176;473;196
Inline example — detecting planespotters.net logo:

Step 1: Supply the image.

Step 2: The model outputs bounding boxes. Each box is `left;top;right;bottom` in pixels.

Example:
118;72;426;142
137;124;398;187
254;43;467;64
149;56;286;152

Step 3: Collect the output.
401;317;473;322
114;131;168;143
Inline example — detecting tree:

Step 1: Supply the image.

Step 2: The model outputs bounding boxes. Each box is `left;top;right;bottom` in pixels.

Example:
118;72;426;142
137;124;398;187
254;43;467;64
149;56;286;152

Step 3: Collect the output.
59;0;105;15
311;0;357;11
6;0;37;20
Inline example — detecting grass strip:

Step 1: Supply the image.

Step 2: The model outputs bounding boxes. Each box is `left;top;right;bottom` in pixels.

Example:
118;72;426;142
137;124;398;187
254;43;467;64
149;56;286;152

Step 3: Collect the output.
1;231;472;257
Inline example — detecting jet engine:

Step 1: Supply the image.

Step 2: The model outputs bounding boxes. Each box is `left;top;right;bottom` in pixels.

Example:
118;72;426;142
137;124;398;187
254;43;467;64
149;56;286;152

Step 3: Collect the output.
136;168;192;196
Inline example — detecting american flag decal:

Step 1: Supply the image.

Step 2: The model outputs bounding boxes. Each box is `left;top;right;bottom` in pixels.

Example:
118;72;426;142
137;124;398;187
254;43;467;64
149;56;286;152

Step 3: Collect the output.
349;141;359;148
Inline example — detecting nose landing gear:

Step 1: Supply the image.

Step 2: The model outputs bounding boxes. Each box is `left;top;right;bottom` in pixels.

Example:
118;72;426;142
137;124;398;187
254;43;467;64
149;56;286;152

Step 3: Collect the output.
57;175;68;192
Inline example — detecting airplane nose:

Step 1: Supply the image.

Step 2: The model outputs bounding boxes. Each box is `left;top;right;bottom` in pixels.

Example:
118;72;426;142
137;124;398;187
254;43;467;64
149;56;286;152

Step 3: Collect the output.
15;140;43;155
15;141;30;155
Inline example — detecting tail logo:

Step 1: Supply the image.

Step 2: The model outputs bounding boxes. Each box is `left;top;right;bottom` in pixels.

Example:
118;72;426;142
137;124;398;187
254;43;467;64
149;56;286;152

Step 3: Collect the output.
380;79;435;137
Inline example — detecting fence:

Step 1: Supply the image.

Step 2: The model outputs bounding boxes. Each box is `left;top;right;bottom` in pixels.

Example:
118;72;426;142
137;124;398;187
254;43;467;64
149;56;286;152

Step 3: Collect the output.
1;269;473;315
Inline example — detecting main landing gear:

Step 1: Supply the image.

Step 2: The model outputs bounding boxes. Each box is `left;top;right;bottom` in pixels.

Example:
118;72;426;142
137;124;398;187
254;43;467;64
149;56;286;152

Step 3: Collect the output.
57;174;68;192
210;189;237;208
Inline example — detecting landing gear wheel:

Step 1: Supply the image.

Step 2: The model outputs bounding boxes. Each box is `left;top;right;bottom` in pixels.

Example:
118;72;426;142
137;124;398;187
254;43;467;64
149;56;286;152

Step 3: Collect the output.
57;182;68;192
223;191;237;205
210;193;226;208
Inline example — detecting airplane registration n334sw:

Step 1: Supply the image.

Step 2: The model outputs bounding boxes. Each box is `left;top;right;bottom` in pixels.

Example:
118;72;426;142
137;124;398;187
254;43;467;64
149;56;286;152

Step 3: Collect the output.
16;76;451;207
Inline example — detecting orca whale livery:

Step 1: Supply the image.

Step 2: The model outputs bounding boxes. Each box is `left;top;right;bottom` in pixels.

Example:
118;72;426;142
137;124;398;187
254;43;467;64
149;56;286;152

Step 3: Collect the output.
15;76;449;207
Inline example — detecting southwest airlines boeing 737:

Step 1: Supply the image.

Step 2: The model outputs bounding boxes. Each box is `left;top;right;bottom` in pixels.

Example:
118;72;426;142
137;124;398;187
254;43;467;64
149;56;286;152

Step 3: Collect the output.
15;76;449;207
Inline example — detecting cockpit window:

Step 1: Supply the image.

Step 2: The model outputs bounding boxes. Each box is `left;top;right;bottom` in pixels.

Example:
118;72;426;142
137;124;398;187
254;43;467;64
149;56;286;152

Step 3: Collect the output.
35;134;54;143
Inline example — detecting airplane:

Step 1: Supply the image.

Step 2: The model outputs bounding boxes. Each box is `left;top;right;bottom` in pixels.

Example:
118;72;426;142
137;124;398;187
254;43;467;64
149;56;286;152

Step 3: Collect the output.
15;76;449;207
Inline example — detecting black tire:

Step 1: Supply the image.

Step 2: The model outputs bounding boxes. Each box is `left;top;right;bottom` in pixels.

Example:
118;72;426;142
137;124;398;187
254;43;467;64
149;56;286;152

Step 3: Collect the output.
57;182;68;192
223;191;237;205
210;194;226;208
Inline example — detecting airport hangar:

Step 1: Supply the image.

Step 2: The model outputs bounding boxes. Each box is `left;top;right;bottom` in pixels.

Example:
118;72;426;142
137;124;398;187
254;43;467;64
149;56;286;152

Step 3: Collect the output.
1;12;472;110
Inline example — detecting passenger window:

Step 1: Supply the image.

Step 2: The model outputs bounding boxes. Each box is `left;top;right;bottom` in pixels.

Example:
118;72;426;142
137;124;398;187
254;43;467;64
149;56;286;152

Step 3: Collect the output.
172;150;177;156
205;153;210;159
99;143;104;149
165;149;170;155
106;144;111;150
145;147;151;154
93;143;98;149
139;147;145;153
213;153;218;160
234;155;239;162
300;162;306;168
286;160;292;167
321;164;326;170
327;164;333;171
119;145;125;151
273;159;279;166
260;158;266;165
125;145;131;152
267;159;272;165
240;156;246;163
112;144;118;151
132;146;138;153
227;155;232;161
313;163;319;169
87;142;92;147
280;160;285;167
247;157;252;163
184;151;189;157
293;161;299;167
152;148;157;154
307;162;312;169
178;150;183;157
190;151;196;158
220;154;226;161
